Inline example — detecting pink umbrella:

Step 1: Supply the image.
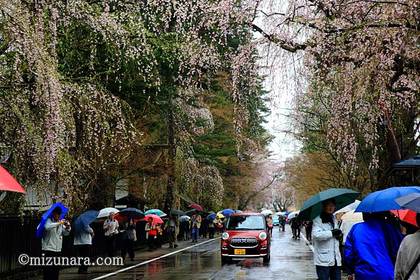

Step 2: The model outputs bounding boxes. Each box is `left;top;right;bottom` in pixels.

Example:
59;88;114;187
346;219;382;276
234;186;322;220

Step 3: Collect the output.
0;165;25;193
189;203;204;212
143;214;164;225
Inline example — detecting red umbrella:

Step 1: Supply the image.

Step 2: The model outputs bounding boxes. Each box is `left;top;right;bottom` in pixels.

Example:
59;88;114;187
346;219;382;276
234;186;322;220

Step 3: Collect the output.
114;213;142;223
143;214;164;225
189;203;204;212
0;165;25;193
114;213;129;223
391;209;418;227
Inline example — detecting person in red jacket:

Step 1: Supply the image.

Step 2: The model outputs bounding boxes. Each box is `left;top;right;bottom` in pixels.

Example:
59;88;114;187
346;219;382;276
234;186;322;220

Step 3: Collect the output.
145;217;157;251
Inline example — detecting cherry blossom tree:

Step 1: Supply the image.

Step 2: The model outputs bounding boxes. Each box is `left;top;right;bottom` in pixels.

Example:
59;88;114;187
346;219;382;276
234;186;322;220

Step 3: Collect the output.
0;0;269;212
253;0;419;181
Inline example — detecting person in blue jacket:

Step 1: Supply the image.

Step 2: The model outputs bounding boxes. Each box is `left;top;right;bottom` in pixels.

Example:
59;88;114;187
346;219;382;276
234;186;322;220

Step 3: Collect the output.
344;212;403;280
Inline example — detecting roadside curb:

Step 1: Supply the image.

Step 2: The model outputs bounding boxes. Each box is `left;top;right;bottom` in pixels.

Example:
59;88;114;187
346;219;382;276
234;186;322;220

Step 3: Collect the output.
300;233;314;253
91;237;220;280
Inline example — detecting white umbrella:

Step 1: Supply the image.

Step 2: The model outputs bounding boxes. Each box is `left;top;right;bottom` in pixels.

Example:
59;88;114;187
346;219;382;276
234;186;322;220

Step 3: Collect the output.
261;209;273;216
178;215;191;222
97;207;119;219
341;210;363;222
335;200;361;215
339;210;364;243
288;211;300;219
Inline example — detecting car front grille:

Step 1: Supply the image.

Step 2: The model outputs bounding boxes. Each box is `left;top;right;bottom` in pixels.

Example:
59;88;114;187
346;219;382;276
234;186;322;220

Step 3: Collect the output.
230;237;259;248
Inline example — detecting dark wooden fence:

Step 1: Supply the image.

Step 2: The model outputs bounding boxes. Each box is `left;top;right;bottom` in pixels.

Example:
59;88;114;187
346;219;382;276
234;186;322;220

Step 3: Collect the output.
0;216;43;275
0;216;148;277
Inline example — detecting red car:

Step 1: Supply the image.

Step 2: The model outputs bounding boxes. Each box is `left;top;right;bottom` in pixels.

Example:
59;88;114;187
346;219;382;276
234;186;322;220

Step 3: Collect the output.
220;212;271;264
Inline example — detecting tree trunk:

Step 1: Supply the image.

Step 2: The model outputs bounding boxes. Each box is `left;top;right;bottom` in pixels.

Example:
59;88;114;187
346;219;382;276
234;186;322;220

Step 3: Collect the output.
164;98;176;214
89;173;115;210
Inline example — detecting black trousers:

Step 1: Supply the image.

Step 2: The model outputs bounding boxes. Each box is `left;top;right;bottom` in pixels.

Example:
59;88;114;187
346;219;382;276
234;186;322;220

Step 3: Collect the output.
148;235;156;250
305;227;312;241
42;250;61;280
121;239;135;260
105;235;117;257
75;244;91;273
316;265;341;280
167;228;176;247
208;227;215;238
292;227;301;238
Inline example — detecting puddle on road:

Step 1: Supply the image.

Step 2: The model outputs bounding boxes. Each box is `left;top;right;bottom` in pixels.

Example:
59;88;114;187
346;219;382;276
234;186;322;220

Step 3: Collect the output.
230;258;268;268
274;255;313;261
103;228;319;280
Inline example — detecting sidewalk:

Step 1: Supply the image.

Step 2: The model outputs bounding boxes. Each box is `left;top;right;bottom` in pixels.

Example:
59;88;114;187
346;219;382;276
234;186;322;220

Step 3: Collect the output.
300;230;349;280
34;237;219;280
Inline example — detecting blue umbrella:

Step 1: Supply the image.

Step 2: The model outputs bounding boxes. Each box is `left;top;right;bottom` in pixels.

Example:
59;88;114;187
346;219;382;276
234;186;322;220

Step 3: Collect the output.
74;210;99;233
220;209;234;217
355;186;420;213
393;155;420;169
396;193;420;213
207;213;216;221
36;202;68;238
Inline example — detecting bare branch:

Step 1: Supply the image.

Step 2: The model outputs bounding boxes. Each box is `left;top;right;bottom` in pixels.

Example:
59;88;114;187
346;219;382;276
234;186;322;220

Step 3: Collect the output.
251;23;308;52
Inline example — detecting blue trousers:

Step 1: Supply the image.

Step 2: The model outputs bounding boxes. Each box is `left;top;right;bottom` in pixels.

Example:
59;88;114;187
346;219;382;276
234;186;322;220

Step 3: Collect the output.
316;265;341;280
192;228;199;241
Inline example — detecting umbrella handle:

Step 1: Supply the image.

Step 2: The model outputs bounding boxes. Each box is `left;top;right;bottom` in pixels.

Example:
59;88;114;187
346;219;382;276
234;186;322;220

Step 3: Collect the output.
0;192;6;203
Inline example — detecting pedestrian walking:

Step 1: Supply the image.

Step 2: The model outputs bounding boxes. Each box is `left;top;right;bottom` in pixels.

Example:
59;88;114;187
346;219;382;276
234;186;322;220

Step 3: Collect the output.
180;219;190;240
103;212;119;257
120;219;136;261
208;218;215;238
279;215;286;232
73;223;94;274
41;207;71;280
156;223;163;248
290;218;301;239
201;218;209;238
395;213;420;280
344;212;404;280
191;213;202;243
304;221;313;242
266;215;273;237
145;217;157;251
215;218;223;233
165;215;178;248
312;199;342;280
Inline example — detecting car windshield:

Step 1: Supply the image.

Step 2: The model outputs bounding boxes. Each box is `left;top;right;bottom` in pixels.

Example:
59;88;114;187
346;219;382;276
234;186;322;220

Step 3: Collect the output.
227;215;265;230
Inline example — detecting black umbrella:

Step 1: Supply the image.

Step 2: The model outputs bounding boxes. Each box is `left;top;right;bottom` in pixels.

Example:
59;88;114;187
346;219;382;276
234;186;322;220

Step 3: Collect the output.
170;209;185;216
120;208;145;219
185;209;197;216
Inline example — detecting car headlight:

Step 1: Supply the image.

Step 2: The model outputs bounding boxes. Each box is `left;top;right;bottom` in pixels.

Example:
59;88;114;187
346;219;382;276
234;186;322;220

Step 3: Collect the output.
222;232;230;240
259;232;267;241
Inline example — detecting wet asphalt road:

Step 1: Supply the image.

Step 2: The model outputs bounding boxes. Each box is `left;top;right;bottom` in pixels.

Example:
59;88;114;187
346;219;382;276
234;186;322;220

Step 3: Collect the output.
101;226;318;280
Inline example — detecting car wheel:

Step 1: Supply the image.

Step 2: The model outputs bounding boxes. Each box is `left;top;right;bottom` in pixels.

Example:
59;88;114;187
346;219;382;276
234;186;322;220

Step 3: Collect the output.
263;253;270;264
221;256;231;265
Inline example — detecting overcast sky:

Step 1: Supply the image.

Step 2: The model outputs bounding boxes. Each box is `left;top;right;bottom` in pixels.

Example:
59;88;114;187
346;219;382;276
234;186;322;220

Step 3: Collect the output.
255;0;306;163
262;67;301;163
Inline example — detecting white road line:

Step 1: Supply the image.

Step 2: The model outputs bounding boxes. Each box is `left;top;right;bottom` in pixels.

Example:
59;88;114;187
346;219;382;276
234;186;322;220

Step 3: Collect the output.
300;233;314;252
91;238;220;280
